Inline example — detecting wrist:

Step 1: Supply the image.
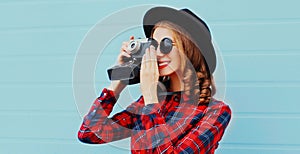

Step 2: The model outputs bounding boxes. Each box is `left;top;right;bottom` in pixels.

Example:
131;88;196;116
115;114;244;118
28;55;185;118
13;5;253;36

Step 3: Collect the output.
143;96;159;106
107;80;127;97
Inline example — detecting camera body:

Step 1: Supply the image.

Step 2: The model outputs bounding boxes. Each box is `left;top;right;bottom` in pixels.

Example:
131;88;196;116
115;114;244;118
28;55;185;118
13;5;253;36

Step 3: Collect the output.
107;38;157;85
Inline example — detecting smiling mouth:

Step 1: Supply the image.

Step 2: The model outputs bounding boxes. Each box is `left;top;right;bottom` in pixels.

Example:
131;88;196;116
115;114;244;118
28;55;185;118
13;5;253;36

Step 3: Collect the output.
158;61;170;69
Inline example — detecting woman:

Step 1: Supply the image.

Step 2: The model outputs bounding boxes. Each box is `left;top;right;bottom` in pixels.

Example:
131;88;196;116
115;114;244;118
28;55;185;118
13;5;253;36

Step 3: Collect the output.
78;6;231;153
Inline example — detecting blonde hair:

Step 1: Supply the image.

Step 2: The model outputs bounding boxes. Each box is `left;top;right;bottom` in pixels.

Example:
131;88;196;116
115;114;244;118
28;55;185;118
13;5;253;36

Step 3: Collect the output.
153;21;216;104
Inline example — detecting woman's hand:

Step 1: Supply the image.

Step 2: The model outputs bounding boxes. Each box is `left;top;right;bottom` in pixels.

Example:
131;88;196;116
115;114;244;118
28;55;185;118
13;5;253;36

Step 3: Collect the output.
107;36;135;97
117;36;134;65
140;46;159;105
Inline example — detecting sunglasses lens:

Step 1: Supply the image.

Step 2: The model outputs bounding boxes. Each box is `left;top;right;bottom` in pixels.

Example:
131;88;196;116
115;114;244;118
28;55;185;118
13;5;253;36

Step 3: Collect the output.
160;38;173;54
148;38;158;49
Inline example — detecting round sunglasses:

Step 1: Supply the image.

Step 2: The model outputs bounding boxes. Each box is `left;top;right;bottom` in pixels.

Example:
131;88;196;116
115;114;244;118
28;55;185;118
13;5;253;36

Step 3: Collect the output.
149;37;176;54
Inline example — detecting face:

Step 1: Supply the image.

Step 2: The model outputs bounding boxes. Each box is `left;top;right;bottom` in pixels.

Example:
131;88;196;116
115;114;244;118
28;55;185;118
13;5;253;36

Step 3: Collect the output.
152;27;181;76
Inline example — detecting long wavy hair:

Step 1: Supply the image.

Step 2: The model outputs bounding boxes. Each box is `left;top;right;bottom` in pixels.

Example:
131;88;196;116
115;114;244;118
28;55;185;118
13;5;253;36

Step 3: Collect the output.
152;21;216;104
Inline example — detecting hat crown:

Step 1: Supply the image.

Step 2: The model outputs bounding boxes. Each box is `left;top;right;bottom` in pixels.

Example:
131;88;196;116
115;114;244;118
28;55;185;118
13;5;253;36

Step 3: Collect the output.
180;8;210;32
143;6;217;73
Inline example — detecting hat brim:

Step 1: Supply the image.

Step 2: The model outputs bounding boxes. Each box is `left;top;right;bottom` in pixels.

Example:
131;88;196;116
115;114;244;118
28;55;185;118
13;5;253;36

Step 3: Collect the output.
143;7;216;73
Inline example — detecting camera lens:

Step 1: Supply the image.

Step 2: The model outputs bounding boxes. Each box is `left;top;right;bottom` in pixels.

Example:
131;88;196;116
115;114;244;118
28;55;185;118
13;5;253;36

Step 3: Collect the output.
130;42;136;49
127;40;140;54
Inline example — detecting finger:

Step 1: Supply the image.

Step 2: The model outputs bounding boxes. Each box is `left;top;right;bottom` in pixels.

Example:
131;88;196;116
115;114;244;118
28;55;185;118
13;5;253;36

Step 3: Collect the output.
149;46;159;78
148;46;154;69
149;46;157;66
121;41;129;50
141;53;146;72
149;45;157;61
120;51;131;58
145;47;151;68
121;42;132;55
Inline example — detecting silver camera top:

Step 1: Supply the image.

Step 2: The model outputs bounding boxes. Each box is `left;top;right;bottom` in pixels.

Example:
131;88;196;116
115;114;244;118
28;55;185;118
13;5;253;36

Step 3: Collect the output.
127;38;149;54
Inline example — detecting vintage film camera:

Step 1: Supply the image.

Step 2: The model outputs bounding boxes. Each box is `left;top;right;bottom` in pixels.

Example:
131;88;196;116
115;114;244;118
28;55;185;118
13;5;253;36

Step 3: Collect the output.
107;38;158;85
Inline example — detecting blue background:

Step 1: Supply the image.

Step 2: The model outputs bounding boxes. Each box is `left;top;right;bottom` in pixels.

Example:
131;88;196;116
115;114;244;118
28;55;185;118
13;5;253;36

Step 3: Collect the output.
1;0;300;153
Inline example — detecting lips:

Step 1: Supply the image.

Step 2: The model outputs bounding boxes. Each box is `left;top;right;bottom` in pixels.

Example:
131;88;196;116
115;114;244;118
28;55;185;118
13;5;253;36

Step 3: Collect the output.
158;61;170;69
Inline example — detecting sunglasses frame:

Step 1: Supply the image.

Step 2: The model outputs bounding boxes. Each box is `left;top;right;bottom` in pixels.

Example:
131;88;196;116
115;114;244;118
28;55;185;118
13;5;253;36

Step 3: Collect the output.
149;37;176;54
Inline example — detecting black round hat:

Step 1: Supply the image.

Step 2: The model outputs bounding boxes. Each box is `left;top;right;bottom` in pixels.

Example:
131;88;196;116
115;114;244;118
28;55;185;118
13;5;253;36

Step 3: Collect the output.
143;6;216;73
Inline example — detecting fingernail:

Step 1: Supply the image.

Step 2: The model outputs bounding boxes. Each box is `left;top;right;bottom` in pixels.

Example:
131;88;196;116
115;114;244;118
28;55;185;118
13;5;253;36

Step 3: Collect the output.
150;45;155;50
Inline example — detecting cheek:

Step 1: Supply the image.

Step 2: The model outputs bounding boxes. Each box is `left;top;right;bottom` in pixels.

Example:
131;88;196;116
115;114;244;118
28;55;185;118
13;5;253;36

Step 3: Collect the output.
167;53;181;72
172;51;181;66
172;57;181;68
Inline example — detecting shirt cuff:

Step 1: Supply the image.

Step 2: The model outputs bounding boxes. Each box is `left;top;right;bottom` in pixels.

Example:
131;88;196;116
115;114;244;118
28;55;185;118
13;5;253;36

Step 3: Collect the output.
100;88;117;101
141;103;161;115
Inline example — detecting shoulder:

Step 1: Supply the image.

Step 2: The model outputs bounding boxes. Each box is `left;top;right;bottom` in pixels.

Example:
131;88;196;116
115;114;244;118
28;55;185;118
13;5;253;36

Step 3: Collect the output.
192;99;232;129
209;99;231;112
204;99;232;120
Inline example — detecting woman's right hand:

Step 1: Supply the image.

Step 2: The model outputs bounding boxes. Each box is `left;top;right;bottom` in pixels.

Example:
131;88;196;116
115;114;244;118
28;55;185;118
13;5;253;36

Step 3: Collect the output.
108;36;135;97
117;36;135;65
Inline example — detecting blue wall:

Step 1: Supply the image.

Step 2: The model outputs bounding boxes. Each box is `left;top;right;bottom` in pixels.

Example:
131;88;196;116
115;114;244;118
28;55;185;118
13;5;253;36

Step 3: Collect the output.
1;0;300;153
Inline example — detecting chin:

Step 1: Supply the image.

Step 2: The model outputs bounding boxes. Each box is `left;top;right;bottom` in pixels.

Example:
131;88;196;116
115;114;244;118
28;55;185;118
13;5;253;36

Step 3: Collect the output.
158;63;181;76
159;69;177;77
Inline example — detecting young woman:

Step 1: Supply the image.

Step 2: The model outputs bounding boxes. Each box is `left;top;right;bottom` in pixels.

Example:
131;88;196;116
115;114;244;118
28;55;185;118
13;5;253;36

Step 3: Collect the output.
78;6;231;153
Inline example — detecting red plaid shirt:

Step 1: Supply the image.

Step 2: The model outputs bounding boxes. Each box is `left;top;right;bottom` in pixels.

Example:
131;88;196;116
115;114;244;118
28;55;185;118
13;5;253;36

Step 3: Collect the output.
78;88;231;154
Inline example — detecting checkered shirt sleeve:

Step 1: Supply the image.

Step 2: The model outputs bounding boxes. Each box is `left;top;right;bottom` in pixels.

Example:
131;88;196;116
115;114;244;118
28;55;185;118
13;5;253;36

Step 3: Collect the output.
78;88;144;143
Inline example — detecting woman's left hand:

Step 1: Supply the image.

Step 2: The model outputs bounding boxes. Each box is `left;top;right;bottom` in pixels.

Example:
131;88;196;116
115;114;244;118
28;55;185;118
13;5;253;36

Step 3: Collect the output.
140;46;159;105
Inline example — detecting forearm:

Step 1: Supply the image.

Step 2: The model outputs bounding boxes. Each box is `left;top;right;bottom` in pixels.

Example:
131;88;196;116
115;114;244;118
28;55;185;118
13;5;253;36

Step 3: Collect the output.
78;88;132;144
107;80;127;98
